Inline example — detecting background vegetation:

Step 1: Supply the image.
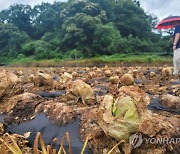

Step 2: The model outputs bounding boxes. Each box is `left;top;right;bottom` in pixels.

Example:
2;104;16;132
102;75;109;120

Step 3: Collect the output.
0;0;173;64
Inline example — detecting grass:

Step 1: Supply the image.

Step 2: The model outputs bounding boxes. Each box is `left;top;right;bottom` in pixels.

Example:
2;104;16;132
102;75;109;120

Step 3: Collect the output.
94;53;171;63
1;132;124;154
2;53;172;67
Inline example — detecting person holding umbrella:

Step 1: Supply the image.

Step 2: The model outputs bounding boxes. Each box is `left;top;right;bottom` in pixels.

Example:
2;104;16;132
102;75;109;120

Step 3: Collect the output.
172;21;180;75
156;16;180;75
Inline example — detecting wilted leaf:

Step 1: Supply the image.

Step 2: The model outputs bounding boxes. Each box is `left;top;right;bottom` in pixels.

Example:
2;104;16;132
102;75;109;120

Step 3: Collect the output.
98;86;148;141
67;80;95;105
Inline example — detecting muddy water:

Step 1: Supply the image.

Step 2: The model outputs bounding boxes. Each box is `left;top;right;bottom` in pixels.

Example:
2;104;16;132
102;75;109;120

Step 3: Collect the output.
94;84;109;96
36;90;66;98
1;114;92;153
147;98;180;114
171;80;180;85
0;114;5;123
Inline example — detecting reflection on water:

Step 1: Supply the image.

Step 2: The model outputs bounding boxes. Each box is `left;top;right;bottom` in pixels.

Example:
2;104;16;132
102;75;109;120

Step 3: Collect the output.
1;114;92;153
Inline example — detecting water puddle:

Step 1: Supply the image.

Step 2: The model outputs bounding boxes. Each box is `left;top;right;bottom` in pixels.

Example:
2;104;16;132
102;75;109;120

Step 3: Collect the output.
170;80;180;85
36;90;66;98
134;79;142;84
147;98;180;114
96;77;109;83
0;114;5;123
1;114;92;153
94;84;109;96
53;75;59;80
77;70;88;74
145;68;159;75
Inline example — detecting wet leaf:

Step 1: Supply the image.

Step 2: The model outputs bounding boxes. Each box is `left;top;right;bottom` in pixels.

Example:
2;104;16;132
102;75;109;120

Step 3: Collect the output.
67;80;95;105
24;132;31;139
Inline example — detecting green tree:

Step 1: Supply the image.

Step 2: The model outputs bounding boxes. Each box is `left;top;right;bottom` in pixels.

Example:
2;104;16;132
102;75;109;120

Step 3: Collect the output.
60;0;102;19
92;23;123;55
61;13;101;50
22;32;62;59
22;41;36;56
113;0;151;39
0;0;168;60
32;2;63;38
0;23;29;57
0;4;33;36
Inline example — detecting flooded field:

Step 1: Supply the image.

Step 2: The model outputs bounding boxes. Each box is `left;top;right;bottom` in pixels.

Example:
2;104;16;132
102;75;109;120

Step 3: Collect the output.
0;66;179;154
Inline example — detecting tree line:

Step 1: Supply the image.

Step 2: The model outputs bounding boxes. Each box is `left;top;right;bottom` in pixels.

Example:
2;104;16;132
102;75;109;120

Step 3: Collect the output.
0;0;172;61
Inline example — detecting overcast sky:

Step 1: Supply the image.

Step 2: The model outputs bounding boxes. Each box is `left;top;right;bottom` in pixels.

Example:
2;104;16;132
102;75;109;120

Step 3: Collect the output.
139;0;180;20
0;0;179;20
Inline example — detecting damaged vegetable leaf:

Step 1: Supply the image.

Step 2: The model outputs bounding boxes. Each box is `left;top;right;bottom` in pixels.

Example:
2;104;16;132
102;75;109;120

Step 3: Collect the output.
98;86;148;141
66;80;95;105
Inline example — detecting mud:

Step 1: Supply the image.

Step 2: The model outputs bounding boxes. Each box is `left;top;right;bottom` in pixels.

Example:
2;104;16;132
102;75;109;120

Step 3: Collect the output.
0;66;179;154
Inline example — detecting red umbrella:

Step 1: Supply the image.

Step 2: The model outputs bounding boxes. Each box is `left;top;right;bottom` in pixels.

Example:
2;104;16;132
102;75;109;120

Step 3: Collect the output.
155;16;180;30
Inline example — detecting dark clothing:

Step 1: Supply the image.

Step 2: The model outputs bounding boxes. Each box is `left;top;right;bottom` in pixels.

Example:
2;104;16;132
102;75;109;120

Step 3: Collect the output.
174;25;180;49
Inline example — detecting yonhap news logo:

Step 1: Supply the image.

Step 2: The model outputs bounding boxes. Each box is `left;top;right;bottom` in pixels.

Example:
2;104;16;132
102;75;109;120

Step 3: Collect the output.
129;133;143;148
129;133;180;149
